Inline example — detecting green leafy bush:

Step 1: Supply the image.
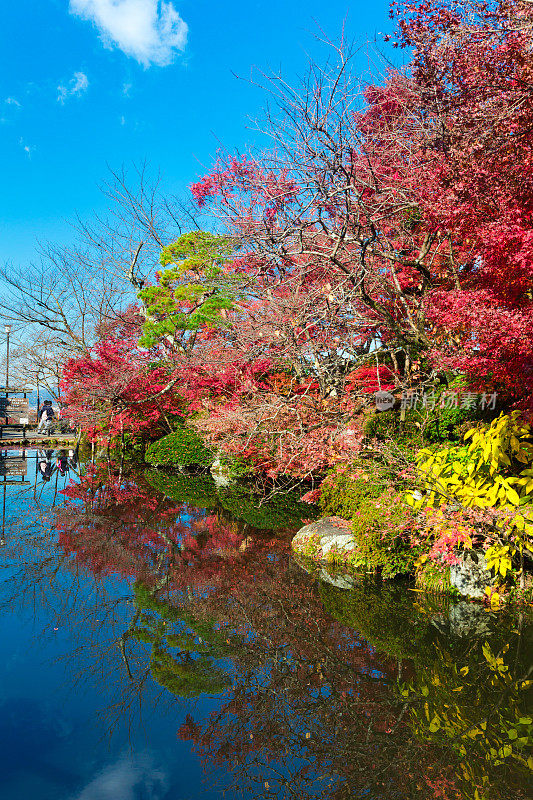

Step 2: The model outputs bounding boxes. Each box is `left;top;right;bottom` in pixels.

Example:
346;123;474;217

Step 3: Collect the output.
145;428;214;467
415;561;452;593
362;408;410;440
214;453;255;480
351;494;420;578
319;466;417;577
319;465;388;519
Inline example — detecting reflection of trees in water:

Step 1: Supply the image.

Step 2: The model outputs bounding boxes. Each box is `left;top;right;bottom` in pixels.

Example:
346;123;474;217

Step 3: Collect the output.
2;465;532;800
176;565;452;800
319;581;533;800
1;465;301;740
54;466;280;588
126;581;233;698
48;469;450;799
401;621;533;800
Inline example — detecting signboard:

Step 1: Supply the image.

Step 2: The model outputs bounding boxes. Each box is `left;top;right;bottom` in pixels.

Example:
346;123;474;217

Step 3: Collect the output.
0;396;32;434
0;398;30;412
0;398;31;427
0;458;27;477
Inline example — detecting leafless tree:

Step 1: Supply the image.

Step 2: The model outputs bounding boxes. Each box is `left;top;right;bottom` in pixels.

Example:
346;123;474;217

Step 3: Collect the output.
0;163;197;391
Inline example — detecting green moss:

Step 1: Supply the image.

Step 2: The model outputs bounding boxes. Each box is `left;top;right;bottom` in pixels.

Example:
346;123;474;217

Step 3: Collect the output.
144;469;218;508
319;467;418;578
319;467;388;519
145;427;214;468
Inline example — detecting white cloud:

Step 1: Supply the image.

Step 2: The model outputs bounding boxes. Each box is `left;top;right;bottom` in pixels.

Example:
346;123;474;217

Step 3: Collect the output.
69;0;188;67
57;71;89;104
19;138;35;158
5;97;21;108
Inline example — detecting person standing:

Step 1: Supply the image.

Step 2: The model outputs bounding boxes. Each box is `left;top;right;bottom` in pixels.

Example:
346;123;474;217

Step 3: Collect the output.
37;449;54;482
37;401;55;434
56;450;69;476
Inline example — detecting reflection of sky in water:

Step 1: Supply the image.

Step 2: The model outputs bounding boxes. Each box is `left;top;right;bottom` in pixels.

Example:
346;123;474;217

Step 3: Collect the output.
71;755;168;800
0;452;238;800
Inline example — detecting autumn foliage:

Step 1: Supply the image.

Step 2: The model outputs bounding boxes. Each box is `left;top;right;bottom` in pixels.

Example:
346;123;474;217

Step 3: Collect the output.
60;0;533;479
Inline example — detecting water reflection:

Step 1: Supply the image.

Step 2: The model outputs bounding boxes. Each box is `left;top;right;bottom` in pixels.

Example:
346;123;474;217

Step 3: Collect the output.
0;457;531;799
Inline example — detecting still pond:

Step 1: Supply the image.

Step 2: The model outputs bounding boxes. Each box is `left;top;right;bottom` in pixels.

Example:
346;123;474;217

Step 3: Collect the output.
0;448;531;800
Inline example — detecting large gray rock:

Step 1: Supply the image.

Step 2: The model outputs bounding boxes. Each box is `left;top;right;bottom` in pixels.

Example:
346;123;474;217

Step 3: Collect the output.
318;567;356;590
450;550;493;599
292;538;357;589
291;516;358;565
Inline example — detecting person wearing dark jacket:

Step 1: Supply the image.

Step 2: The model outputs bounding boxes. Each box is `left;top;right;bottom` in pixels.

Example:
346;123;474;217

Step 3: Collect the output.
37;450;54;482
37;401;55;434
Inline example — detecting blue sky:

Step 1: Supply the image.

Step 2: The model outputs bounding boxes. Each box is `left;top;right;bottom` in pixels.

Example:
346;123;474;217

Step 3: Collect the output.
0;0;396;267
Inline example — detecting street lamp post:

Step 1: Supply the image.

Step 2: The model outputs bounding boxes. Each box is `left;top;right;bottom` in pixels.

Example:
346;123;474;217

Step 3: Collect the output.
4;325;11;393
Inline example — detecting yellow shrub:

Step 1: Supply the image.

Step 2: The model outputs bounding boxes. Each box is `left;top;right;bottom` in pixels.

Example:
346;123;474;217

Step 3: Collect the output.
406;412;533;584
